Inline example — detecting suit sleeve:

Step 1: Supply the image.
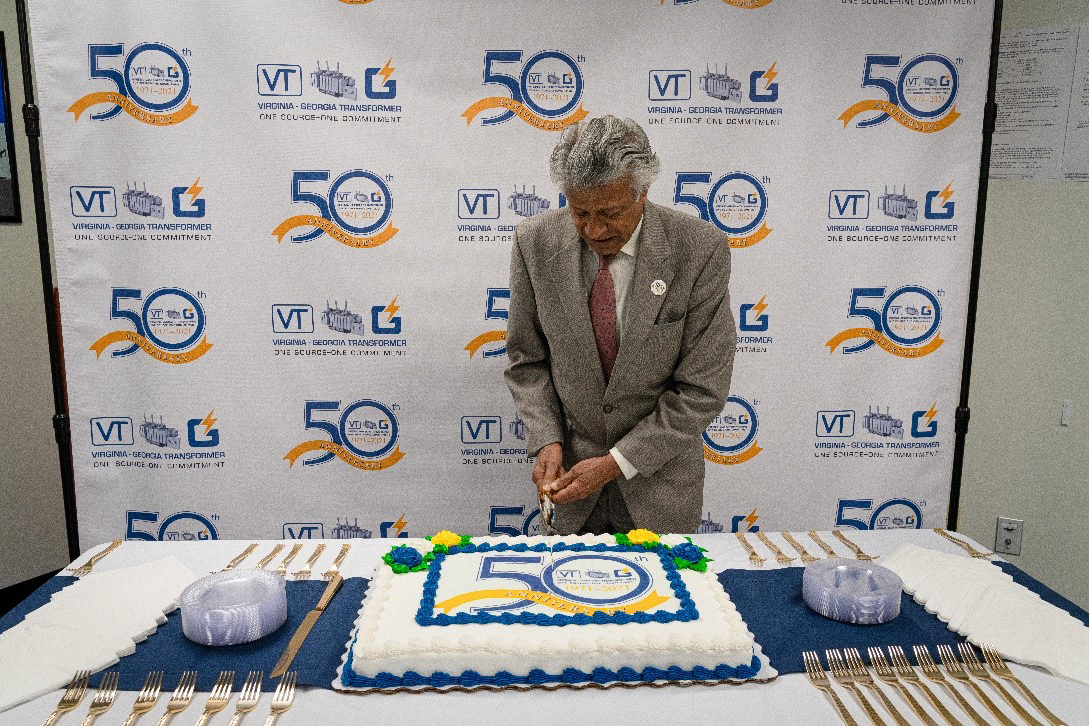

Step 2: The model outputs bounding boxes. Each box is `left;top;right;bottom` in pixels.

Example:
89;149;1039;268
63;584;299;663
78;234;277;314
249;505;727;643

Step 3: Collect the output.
504;228;566;457
614;240;735;477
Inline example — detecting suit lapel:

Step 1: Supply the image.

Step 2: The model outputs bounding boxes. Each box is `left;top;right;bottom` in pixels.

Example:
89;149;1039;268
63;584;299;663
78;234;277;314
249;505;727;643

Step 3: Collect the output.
547;228;607;392
613;203;674;388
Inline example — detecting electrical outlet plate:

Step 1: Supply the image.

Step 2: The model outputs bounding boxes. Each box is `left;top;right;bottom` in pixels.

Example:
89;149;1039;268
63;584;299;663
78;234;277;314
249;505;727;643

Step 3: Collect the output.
995;517;1023;556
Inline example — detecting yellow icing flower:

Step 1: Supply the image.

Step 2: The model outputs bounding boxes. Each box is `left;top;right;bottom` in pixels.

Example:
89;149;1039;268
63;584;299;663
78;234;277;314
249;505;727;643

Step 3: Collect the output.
626;529;660;545
431;530;462;547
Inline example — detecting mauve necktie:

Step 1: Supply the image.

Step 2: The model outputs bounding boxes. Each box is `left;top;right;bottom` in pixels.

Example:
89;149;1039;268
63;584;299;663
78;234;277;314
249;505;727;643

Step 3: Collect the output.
589;253;618;381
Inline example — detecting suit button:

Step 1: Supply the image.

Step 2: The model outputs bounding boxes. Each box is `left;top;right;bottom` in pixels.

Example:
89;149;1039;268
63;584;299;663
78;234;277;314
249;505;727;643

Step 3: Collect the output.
603;404;614;414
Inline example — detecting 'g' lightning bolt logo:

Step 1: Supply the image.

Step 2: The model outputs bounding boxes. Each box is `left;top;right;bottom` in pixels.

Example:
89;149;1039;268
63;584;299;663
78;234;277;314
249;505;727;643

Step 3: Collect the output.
383;295;399;324
742;509;759;531
200;408;217;436
761;62;778;90
391;513;408;537
937;182;954;207
185;178;204;207
924;403;938;427
378;58;395;86
751;295;768;321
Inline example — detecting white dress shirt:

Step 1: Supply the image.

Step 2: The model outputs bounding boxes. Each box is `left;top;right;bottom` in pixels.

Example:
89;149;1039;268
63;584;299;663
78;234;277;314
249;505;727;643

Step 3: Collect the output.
581;217;643;481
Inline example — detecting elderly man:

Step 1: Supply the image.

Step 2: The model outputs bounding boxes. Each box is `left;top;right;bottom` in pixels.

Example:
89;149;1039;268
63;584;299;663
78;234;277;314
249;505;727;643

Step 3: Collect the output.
504;115;736;535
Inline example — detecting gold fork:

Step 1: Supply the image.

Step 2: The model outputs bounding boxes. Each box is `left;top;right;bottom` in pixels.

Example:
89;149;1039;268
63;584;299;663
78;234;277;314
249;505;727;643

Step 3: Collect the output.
154;670;197;726
274;544;304;576
802;651;858;726
844;647;912;726
756;531;796;565
121;671;163;726
958;643;1044;726
227;671;263;726
322;543;351;580
936;644;1017;726
913;645;990;726
43;670;90;726
735;531;765;567
264;671;297;725
293;543;326;580
782;531;818;563
832;530;876;561
255;545;285;570
79;671;119;726
195;670;234;726
887;646;964;726
827;649;887;725
809;531;841;558
981;643;1068;726
67;539;122;577
867;647;939;726
934;529;994;559
221;544;259;571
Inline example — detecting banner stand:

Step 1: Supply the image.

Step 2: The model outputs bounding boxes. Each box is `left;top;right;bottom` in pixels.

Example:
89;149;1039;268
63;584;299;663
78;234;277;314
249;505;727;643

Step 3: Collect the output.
948;0;1004;531
15;0;79;560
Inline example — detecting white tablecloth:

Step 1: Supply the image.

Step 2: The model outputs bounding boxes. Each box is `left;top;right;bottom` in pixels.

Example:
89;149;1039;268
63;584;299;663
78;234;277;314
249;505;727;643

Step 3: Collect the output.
2;530;1086;725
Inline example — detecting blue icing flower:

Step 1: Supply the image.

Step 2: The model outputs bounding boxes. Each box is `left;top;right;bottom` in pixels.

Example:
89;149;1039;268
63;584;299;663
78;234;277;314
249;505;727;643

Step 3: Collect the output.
389;545;423;567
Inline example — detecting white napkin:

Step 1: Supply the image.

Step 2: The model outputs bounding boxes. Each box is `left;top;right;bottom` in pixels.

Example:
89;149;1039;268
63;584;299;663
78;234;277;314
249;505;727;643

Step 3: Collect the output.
882;543;1089;685
0;556;196;712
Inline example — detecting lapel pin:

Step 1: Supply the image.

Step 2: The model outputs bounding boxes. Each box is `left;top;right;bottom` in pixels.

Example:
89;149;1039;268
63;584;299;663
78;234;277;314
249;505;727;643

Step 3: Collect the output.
651;279;667;296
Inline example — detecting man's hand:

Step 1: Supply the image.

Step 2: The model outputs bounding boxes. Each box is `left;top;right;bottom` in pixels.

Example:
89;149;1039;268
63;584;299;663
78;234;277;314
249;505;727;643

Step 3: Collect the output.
532;443;565;494
547;454;622;504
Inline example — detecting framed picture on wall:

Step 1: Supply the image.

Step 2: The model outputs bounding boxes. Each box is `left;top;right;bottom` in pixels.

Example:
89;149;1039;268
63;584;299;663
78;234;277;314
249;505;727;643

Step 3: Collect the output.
1;32;21;223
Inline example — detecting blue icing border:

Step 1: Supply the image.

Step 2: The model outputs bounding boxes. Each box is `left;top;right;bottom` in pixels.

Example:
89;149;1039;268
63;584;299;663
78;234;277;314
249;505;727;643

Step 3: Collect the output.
414;542;698;627
341;632;761;690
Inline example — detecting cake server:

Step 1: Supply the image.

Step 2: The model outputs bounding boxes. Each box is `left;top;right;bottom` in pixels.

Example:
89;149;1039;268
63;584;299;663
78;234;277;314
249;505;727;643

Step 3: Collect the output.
270;574;343;678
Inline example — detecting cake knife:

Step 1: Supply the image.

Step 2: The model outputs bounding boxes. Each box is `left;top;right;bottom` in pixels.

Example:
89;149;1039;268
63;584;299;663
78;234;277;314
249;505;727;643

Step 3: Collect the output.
271;574;343;678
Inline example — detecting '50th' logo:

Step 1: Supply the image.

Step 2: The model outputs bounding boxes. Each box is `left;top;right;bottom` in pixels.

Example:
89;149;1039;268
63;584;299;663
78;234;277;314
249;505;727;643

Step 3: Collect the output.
285;399;404;470
465;288;509;358
70;43;198;125
273;169;396;248
463;50;588;131
91;287;211;364
674;172;771;248
841;54;959;132
703;395;762;465
826;286;944;358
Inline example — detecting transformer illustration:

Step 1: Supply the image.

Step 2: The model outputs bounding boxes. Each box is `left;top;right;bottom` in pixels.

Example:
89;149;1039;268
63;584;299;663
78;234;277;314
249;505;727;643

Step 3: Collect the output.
862;406;904;440
586;570;609;579
122;183;164;219
696;513;725;534
140;415;180;449
321;300;366;335
699;64;742;103
149;66;166;78
310;61;357;100
508;415;527;441
331;517;372;539
877;185;918;221
506;185;551;218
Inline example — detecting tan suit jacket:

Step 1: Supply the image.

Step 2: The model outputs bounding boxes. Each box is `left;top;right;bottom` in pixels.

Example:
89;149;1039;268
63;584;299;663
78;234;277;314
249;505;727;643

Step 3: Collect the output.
504;200;736;533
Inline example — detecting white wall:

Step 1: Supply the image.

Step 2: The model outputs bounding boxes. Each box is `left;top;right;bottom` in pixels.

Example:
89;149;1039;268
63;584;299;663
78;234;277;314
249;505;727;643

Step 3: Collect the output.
0;0;69;589
959;0;1089;609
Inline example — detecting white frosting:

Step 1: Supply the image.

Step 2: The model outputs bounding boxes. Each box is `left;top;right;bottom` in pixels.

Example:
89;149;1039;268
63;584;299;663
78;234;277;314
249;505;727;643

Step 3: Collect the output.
349;535;754;681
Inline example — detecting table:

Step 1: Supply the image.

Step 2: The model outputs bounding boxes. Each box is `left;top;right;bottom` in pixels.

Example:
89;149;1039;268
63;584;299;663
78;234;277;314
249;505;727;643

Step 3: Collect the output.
2;530;1086;725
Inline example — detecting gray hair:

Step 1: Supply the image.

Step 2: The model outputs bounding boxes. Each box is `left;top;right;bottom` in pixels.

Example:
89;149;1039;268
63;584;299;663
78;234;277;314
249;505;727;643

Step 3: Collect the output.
549;115;660;196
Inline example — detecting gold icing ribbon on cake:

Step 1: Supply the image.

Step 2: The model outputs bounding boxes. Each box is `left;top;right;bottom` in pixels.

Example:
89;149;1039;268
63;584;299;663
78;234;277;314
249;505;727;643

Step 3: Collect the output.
433;589;671;616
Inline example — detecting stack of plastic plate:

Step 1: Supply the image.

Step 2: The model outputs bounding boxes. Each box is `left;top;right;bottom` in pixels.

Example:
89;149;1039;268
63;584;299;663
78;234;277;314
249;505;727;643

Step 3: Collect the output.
802;558;903;625
180;570;287;646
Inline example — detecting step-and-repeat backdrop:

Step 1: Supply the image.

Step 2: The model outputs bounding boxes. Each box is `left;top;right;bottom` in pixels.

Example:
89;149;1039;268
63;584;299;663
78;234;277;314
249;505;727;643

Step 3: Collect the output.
27;0;994;547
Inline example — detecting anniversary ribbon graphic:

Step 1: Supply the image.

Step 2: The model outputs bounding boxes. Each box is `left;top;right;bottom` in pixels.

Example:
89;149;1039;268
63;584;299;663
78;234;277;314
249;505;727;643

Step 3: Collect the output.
461;97;588;131
68;93;199;125
272;215;398;249
826;329;945;358
723;0;775;6
464;330;507;358
89;331;212;364
729;222;772;249
704;442;762;466
284;441;405;470
434;589;671;616
839;101;959;133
